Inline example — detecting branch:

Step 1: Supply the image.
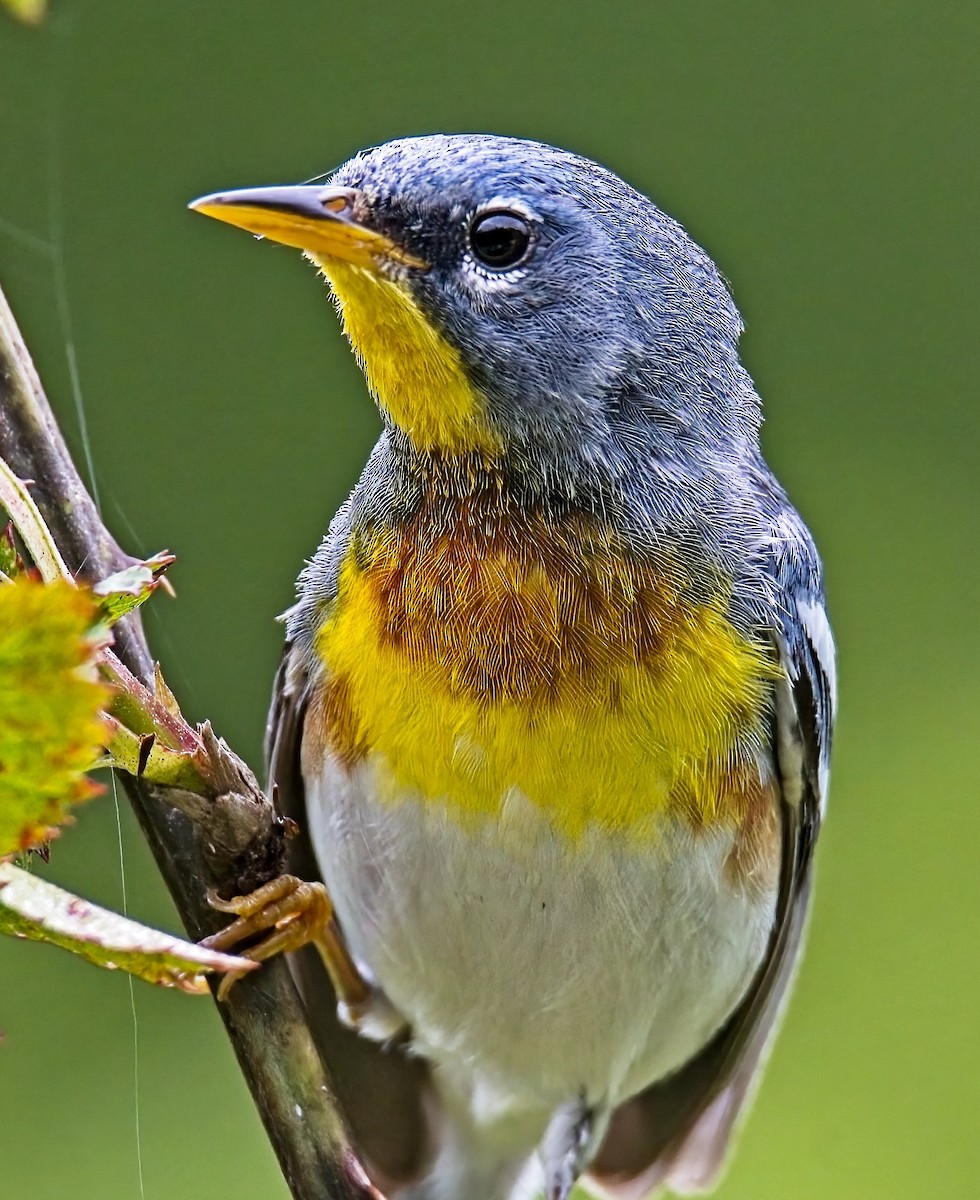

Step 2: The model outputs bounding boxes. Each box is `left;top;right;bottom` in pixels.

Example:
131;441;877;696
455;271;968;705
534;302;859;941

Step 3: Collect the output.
0;282;372;1200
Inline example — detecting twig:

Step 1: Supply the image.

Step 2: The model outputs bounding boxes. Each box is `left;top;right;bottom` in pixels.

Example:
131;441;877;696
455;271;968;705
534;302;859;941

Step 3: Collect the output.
0;281;370;1200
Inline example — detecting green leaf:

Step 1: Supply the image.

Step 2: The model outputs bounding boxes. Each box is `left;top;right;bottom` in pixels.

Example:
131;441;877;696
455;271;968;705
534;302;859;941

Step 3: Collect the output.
0;862;257;991
0;578;110;856
93;552;175;624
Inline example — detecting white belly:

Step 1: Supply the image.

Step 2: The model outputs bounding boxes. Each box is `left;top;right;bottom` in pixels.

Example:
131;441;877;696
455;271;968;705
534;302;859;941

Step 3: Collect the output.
306;755;777;1111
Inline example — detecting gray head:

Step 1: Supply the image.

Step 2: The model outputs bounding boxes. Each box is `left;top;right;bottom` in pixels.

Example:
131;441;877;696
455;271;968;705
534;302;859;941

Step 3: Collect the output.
192;133;761;478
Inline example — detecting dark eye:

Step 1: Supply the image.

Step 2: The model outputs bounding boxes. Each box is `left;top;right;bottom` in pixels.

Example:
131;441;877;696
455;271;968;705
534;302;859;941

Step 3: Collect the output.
469;210;533;269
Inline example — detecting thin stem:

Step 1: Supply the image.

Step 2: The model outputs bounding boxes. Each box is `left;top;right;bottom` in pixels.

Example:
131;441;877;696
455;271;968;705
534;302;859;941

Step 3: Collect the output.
0;455;71;581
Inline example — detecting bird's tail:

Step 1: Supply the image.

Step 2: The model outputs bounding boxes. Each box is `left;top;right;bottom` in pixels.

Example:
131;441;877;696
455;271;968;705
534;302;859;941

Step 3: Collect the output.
391;1085;604;1200
390;1079;549;1200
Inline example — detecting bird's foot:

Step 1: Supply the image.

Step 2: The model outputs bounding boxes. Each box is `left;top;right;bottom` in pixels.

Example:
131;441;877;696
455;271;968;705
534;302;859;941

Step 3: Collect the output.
202;874;382;1026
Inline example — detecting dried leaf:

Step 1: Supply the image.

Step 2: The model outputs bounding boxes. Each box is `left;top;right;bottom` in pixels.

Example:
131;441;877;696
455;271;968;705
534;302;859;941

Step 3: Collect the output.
0;578;110;856
0;862;257;990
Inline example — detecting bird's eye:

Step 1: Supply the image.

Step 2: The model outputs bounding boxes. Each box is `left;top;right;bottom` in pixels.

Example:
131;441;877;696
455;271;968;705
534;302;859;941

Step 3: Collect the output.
468;210;533;270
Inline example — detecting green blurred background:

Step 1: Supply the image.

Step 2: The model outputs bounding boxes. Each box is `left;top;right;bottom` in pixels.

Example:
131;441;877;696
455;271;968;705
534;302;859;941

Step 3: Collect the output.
1;2;977;1198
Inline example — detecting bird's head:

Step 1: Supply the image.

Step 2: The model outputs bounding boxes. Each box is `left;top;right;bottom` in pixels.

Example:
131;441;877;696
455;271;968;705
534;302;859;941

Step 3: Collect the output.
191;134;758;472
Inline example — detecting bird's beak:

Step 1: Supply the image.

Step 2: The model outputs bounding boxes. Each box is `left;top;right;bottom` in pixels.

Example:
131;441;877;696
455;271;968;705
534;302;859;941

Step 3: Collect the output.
188;185;425;269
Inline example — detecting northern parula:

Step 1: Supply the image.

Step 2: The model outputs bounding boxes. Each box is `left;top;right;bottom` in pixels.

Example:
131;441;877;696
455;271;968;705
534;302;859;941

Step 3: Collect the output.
192;134;835;1200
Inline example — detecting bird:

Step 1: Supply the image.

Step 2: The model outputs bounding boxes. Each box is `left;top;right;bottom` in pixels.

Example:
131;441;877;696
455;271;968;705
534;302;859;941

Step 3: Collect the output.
190;134;835;1200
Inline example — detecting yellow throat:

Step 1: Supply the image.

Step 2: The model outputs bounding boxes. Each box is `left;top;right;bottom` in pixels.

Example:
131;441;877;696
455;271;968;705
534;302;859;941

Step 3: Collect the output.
315;257;501;455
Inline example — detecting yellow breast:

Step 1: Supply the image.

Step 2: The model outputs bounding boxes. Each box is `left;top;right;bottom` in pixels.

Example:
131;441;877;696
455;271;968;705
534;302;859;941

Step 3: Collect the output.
311;498;777;840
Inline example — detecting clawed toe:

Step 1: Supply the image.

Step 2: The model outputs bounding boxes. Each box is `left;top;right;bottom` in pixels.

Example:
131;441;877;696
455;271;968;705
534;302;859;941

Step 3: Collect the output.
201;875;398;1033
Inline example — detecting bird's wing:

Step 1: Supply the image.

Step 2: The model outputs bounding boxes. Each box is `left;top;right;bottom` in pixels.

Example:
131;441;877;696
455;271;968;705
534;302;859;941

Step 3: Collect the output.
265;642;312;846
266;641;433;1192
589;573;835;1198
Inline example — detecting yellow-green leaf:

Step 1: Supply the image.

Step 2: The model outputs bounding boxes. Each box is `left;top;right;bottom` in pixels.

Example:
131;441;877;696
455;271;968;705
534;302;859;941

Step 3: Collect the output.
1;0;47;24
0;862;257;991
0;578;110;856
